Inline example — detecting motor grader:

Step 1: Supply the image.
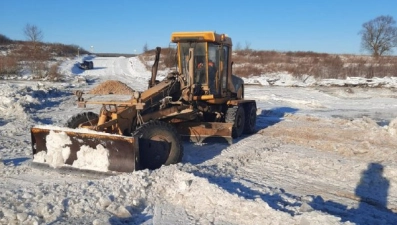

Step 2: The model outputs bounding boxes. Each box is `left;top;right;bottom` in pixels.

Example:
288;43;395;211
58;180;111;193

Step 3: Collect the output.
31;31;257;173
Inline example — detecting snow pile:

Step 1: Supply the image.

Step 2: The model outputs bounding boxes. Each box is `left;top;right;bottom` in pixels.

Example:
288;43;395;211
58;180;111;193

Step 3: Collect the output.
387;117;397;136
33;131;72;168
72;144;110;172
0;83;66;119
145;166;298;225
0;84;41;120
0;83;68;139
32;127;111;171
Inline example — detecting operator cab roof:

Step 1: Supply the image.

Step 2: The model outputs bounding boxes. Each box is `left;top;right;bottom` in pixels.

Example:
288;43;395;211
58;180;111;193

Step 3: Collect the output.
171;31;232;45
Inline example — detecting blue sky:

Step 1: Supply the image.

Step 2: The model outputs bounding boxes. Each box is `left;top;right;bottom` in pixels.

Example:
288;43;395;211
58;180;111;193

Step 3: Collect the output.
1;0;396;54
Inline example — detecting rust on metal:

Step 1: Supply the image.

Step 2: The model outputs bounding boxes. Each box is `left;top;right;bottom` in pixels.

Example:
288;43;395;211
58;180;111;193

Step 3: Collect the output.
174;122;233;144
227;99;256;106
142;105;192;122
192;95;214;101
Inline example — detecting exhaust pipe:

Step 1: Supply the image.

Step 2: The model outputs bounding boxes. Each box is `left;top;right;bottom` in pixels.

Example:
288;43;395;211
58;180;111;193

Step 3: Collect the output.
148;47;161;88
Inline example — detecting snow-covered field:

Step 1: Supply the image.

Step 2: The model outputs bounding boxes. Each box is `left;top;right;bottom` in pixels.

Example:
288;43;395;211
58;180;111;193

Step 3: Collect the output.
1;56;397;224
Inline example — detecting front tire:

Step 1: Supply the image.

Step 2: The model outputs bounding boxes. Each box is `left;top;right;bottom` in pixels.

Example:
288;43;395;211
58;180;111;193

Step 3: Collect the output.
226;106;245;138
65;112;98;128
244;103;257;134
134;121;183;170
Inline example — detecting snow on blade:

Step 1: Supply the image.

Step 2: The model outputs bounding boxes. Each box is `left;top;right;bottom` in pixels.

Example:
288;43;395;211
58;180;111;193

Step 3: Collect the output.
32;130;72;168
32;129;111;172
33;125;124;136
72;144;110;172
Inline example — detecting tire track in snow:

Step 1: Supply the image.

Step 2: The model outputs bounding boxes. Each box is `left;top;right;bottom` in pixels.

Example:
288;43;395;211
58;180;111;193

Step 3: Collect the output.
181;130;397;224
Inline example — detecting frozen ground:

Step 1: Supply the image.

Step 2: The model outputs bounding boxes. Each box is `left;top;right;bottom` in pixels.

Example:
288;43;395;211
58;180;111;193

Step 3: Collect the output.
1;56;397;224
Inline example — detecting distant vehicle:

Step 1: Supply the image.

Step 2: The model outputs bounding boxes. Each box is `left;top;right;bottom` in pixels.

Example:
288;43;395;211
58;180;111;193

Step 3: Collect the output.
78;60;94;70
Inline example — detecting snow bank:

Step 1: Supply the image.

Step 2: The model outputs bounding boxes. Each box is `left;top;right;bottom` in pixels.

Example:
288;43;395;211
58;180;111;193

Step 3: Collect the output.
0;164;344;224
58;56;152;92
387;117;397;136
318;76;397;88
244;73;397;88
0;82;65;119
0;82;68;140
243;73;317;87
0;84;40;120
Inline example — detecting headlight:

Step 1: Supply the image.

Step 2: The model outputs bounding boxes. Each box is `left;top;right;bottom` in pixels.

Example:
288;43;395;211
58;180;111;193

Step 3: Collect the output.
133;91;140;99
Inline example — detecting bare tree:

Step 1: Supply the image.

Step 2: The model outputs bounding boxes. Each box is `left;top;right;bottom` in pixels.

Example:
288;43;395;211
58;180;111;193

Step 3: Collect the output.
23;24;43;43
244;41;251;51
235;42;242;51
359;15;397;57
22;24;47;77
143;42;149;53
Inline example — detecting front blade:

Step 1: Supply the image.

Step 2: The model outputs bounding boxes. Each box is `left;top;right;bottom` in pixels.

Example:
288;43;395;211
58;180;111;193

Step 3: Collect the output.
31;126;139;172
174;122;233;144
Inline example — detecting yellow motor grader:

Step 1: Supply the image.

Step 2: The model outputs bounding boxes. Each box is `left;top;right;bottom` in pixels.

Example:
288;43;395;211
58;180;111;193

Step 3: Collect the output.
31;31;257;173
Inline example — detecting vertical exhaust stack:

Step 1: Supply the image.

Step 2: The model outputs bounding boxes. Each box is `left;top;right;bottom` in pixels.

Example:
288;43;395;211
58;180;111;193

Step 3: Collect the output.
148;47;161;89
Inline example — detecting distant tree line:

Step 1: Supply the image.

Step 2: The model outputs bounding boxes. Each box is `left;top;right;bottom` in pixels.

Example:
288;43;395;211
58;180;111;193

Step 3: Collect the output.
0;23;89;80
0;34;13;45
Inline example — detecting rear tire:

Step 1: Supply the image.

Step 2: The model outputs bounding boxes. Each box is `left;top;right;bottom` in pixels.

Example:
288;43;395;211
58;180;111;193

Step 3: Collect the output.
226;106;245;138
134;120;183;170
65;112;98;128
89;61;94;69
243;103;257;134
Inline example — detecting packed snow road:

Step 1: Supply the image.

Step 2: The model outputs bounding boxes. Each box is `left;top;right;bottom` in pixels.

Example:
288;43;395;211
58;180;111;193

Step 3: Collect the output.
1;56;397;224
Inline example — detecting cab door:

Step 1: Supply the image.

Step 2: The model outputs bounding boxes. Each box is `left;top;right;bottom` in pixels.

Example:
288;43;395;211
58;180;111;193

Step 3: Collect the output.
219;45;229;97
